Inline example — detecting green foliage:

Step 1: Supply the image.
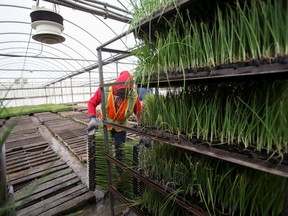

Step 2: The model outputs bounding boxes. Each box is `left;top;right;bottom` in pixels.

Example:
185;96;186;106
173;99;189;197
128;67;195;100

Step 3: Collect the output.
132;0;288;82
138;143;286;216
95;127;139;198
94;127;115;191
142;80;288;156
129;0;175;25
0;104;73;119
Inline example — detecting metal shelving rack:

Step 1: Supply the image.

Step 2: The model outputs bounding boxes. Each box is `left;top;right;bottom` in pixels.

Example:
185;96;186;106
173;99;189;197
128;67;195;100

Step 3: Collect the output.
96;31;211;216
94;0;288;215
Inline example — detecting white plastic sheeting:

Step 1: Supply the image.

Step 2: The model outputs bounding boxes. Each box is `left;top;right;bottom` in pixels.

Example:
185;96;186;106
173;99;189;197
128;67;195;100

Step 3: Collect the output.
0;0;138;107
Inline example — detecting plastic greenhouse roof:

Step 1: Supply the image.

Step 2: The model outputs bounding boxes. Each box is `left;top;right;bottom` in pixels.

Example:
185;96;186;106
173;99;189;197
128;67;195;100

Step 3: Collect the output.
0;0;137;90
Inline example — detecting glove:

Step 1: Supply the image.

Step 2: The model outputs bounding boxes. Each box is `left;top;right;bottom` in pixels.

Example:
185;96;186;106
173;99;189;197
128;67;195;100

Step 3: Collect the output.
87;117;98;132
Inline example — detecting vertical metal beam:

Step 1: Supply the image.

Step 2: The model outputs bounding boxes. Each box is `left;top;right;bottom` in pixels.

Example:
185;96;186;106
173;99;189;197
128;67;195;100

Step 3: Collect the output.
116;62;119;77
70;78;74;110
45;87;48;104
89;70;92;97
0;143;7;211
14;90;17;107
83;87;85;102
53;84;56;104
97;48;115;216
60;82;64;104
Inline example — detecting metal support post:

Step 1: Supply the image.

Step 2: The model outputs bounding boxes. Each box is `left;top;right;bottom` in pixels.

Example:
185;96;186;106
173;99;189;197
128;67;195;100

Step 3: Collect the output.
116;62;119;77
70;78;74;110
45;87;48;104
14;90;17;106
53;84;56;104
89;71;92;97
60;81;64;104
97;48;115;216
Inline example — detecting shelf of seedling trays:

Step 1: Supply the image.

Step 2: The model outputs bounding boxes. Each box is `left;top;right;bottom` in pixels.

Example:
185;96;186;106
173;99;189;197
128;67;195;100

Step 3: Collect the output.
136;60;288;88
105;122;288;178
133;0;233;41
104;120;288;215
131;0;288;175
97;0;288;215
133;0;288;87
124;0;288;215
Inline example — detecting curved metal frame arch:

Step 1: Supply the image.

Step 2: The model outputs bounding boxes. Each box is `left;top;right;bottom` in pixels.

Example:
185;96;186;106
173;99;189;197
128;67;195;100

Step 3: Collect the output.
0;61;67;79
0;47;78;74
0;40;95;64
0;52;69;75
0;32;91;69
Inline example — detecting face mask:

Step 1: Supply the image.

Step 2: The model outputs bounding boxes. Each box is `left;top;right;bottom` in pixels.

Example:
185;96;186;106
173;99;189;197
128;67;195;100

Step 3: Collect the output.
117;88;130;99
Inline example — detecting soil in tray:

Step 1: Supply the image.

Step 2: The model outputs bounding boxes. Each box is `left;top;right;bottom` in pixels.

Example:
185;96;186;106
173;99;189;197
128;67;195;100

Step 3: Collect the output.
188;56;288;74
141;126;288;167
137;56;288;82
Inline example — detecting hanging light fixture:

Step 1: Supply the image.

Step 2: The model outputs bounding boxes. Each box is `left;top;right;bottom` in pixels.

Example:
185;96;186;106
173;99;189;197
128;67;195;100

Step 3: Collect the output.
30;1;65;44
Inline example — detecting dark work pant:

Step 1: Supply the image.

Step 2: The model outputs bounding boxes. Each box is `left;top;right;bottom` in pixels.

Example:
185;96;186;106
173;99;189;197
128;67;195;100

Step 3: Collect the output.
110;128;126;173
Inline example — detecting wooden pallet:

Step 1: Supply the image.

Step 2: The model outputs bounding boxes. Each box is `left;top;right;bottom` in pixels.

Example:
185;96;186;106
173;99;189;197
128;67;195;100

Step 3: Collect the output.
4;116;95;216
34;112;88;164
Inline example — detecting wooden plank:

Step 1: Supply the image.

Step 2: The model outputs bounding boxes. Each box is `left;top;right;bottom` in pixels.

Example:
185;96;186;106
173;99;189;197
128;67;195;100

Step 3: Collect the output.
8;159;65;180
6;150;54;166
69;142;86;148
7;131;39;141
65;139;87;146
64;136;87;142
15;174;80;209
15;171;77;201
71;150;86;157
11;125;36;131
9;161;68;185
6;135;45;146
17;184;88;216
14;168;73;200
5;146;49;158
11;164;70;193
75;149;87;155
70;146;86;152
66;143;86;151
38;191;95;216
7;155;59;174
63;140;82;146
5;141;48;154
69;139;86;145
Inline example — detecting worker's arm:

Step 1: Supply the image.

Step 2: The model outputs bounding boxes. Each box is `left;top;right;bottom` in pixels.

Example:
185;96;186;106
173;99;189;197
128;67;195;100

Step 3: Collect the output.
87;88;102;118
87;88;102;132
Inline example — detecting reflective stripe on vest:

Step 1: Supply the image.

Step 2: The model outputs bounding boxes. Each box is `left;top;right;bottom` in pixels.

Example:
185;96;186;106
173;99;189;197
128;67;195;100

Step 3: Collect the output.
104;86;137;131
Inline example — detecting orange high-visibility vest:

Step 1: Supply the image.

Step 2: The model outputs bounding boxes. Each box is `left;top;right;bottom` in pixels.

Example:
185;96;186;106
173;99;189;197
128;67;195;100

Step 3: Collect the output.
103;86;137;131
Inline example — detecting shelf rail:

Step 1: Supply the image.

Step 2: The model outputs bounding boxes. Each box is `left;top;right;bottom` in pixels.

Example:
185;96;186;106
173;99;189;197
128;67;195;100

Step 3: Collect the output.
104;121;288;179
106;154;208;216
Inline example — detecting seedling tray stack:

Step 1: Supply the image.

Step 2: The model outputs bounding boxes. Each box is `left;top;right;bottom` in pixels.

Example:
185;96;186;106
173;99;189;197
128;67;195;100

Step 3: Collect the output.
128;0;288;215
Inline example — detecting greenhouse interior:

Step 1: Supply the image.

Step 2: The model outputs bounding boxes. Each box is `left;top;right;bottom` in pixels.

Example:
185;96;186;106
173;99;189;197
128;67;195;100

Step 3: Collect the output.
1;0;288;215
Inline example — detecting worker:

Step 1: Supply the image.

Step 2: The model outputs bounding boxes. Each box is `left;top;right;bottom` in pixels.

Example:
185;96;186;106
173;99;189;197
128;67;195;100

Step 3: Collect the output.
87;70;142;174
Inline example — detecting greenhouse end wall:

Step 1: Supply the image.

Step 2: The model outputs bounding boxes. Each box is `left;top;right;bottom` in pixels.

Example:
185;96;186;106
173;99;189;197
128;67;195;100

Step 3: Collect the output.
0;85;93;107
